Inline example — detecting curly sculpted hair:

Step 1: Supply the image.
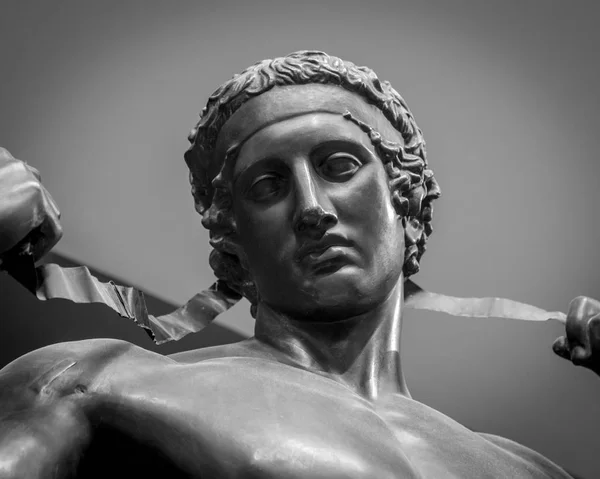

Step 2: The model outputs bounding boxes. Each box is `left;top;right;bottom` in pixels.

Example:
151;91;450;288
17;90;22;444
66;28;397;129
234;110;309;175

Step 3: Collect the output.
184;51;441;314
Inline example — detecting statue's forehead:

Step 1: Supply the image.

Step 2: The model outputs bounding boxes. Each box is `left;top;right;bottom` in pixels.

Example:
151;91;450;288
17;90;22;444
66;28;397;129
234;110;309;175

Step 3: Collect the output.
213;84;403;167
233;113;379;176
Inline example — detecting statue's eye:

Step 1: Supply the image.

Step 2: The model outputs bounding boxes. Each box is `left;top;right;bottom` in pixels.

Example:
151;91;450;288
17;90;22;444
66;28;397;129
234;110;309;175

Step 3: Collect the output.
318;153;362;182
247;174;285;202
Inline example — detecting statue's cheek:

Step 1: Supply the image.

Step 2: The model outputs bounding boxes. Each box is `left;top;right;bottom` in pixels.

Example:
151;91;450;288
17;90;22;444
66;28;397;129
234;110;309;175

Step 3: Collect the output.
331;168;394;222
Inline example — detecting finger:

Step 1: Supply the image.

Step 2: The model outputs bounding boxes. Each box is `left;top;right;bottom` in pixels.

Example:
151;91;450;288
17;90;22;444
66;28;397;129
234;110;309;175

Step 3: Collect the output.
570;344;591;366
567;295;600;321
0;149;41;183
27;164;42;182
552;336;571;360
566;296;600;349
589;315;600;350
40;183;61;220
0;173;62;262
0;147;16;162
31;187;63;261
0;162;45;252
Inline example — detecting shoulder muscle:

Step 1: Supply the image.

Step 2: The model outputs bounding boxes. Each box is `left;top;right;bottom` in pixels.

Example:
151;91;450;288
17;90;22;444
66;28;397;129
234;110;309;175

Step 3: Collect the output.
480;433;573;479
0;339;142;409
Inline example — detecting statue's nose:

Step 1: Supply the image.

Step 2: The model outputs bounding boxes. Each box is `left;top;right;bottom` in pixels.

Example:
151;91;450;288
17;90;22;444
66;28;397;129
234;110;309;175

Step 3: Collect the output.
294;207;338;237
291;161;337;237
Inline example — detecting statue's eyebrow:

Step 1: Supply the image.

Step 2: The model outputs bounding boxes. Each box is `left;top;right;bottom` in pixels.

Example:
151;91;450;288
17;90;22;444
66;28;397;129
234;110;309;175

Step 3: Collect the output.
308;137;376;161
231;156;288;191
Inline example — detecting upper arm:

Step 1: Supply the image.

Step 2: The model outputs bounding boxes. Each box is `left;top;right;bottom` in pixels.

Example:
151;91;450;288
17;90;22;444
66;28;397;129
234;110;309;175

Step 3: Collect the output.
0;338;133;478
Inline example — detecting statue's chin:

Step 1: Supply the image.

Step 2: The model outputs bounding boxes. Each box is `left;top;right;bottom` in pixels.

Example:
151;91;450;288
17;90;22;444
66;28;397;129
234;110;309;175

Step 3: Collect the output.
270;266;401;322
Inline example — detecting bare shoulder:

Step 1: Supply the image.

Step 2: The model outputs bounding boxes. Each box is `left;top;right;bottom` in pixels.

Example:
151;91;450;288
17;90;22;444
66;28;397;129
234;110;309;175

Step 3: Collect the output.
479;433;574;478
0;338;172;403
0;340;178;477
168;337;276;364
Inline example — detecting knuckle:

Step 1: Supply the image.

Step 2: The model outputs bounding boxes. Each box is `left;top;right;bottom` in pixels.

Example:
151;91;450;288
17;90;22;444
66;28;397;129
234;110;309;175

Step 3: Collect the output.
0;147;14;160
29;178;43;195
49;225;64;247
27;165;41;180
568;296;591;319
23;182;45;209
589;315;600;329
552;337;569;357
570;295;589;309
7;161;41;186
571;345;591;365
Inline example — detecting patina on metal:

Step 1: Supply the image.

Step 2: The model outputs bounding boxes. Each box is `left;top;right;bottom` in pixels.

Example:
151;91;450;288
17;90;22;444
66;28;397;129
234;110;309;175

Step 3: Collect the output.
0;51;598;478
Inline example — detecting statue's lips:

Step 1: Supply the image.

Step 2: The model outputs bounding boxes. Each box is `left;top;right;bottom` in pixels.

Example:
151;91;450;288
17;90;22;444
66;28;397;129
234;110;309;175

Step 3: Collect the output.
295;235;354;265
307;245;349;261
307;249;353;276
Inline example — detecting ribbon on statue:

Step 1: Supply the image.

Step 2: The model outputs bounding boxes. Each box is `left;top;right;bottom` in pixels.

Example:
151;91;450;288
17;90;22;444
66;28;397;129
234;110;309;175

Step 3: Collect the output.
403;280;566;324
2;253;566;345
3;254;241;344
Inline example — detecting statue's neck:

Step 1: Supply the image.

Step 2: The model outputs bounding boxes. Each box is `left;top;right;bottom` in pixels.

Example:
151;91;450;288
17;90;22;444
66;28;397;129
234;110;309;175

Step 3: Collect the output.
253;278;409;402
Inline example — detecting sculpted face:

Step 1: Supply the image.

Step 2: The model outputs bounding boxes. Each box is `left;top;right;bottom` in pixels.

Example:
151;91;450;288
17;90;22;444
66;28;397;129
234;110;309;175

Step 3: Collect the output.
227;89;406;320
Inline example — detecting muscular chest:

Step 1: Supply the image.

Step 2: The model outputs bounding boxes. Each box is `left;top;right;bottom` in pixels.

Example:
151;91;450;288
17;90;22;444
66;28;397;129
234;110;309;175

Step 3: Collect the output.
84;358;550;479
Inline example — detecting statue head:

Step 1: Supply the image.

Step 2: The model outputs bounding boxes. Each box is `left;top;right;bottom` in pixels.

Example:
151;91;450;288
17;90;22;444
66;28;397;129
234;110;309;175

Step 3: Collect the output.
184;51;440;318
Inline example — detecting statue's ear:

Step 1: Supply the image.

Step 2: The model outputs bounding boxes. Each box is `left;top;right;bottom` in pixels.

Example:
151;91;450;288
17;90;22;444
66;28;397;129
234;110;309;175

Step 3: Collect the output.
402;216;425;276
403;217;424;247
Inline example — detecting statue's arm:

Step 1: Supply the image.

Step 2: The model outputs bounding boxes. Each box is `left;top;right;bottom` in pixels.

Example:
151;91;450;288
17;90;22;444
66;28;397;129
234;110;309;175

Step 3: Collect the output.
552;296;600;377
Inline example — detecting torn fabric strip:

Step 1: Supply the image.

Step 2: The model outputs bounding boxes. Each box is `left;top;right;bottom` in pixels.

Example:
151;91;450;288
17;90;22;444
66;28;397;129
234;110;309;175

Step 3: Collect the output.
4;254;241;344
3;255;565;345
403;279;567;324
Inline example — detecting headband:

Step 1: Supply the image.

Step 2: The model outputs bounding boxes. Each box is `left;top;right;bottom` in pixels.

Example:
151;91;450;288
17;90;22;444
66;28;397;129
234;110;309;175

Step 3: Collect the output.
213;84;405;161
191;84;409;211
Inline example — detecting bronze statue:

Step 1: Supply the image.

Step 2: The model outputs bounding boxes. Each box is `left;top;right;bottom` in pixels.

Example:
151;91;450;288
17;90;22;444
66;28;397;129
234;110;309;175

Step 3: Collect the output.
0;51;597;478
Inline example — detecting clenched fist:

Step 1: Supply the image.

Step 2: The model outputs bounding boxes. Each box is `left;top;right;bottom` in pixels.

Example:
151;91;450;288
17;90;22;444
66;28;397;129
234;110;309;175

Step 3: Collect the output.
0;147;62;265
553;296;600;377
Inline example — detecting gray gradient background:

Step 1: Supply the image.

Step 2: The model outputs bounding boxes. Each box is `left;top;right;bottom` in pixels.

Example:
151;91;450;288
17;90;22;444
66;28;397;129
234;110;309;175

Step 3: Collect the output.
1;0;599;477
